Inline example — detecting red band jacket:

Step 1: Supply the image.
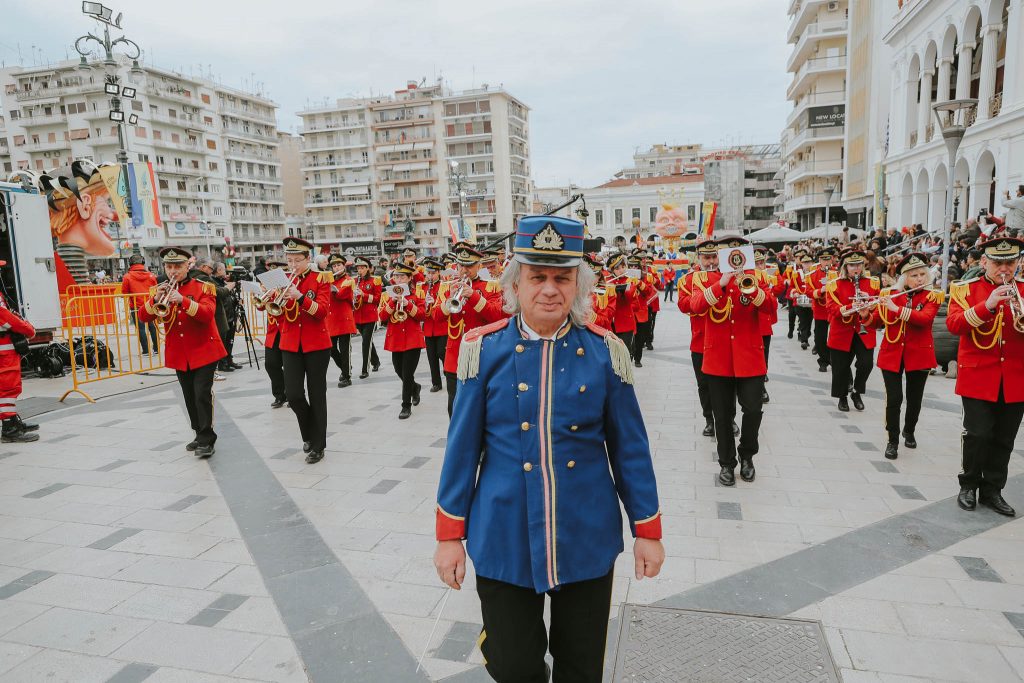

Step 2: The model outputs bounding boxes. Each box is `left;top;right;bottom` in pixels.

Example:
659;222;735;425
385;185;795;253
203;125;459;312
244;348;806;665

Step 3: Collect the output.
353;275;383;326
422;280;446;338
431;278;506;374
825;276;880;351
875;288;942;373
379;283;426;352
809;268;836;321
139;278;226;371
689;270;772;377
275;268;332;353
609;278;639;335
677;270;708;353
327;274;357;337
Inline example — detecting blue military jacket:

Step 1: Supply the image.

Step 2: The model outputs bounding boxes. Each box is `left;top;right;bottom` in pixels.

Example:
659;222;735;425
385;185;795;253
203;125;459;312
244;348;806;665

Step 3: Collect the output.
435;316;662;593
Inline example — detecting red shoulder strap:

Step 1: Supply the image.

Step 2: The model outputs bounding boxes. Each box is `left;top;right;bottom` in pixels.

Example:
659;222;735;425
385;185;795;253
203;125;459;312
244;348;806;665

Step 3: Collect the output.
585;321;611;337
464;317;510;342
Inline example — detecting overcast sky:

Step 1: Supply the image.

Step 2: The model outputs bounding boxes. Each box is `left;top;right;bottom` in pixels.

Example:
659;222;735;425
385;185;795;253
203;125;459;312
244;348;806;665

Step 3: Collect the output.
5;0;791;187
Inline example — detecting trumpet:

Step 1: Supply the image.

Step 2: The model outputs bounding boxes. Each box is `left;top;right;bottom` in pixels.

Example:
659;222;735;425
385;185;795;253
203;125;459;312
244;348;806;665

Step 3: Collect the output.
736;272;758;297
153;278;180;318
266;271;302;317
1000;273;1024;333
444;279;471;315
388;284;409;322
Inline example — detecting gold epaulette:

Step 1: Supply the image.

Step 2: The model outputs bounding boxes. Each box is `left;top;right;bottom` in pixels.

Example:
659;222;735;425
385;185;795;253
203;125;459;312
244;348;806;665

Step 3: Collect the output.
868;276;880;290
485;280;501;293
373;276;382;286
825;278;838;294
691;270;709;290
202;281;216;296
585;322;633;385
318;270;334;284
456;318;510;381
949;280;971;311
927;289;946;305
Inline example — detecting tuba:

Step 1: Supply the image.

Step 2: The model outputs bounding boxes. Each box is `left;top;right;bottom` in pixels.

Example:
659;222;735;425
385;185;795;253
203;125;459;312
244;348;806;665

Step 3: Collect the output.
153;277;179;318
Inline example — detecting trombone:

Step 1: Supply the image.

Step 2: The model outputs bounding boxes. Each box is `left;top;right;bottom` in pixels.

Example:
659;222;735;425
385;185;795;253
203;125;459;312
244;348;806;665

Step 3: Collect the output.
153;277;180;318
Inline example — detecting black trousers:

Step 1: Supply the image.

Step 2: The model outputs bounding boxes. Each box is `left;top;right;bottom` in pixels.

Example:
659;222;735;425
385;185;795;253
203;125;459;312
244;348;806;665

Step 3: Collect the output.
763;335;771;368
445;371;458;418
265;340;286;403
881;368;928;442
829;334;873;398
795;307;813;344
787;302;797;335
391;348;422;409
425;335;446;388
176;361;218;446
960;387;1024;496
663;287;675;301
813;319;830;367
617;330;635;359
691;351;713;423
131;310;159;355
224;316;237;357
633;321;652;362
649;309;657;345
357;322;380;374
707;374;764;468
282;347;330;451
330;334;352;381
476;570;614;683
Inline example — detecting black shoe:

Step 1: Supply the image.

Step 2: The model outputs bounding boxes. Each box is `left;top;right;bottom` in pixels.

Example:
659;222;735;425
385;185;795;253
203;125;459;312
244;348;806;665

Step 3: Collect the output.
801;342;809;350
305;449;324;464
718;467;736;487
194;444;215;459
399;407;412;420
271;398;286;409
811;347;818;356
957;488;976;511
302;441;312;454
732;421;739;436
634;360;643;368
788;331;794;339
429;385;442;393
359;371;369;379
761;388;770;404
739;459;755;482
902;430;917;449
231;362;244;370
372;364;380;372
338;379;352;388
818;365;828;373
1;425;39;443
884;442;898;460
702;422;715;437
412;383;422;406
837;397;850;412
185;440;199;452
979;493;1016;517
645;343;653;350
219;363;234;372
12;415;38;432
851;392;864;411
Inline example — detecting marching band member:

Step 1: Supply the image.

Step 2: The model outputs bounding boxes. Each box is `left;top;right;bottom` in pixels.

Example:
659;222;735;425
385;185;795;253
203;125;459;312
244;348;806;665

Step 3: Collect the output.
138;247;225;458
432;241;505;416
678;239;720;437
607;253;639;355
433;215;662;683
629;252;656;368
327;254;357;388
948;237;1024;516
875;252;942;460
787;250;815;349
257;257;288;408
352;256;382;379
753;244;784;403
690;237;773;486
0;272;39;444
585;254;616;329
275;237;332;464
642;251;662;351
809;247;837;372
825;250;879;412
421;258;447;393
481;248;504;281
400;248;426;286
379;262;426;419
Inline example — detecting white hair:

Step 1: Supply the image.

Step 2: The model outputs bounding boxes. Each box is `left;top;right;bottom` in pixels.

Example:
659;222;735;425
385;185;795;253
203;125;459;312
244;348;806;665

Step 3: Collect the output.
500;260;596;327
315;254;329;270
894;267;933;291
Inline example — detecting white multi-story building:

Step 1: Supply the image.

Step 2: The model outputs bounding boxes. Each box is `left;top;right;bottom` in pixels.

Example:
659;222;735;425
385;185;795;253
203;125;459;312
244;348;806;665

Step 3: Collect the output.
297;80;530;257
0;58;284;262
883;0;1023;232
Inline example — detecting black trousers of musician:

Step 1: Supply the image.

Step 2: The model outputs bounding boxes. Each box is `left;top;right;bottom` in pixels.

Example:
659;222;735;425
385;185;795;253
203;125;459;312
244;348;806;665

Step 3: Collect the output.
691;352;714;424
282;347;330;452
476;569;614;683
357;322;380;374
813;319;830;367
881;368;928;442
176;360;218;446
829;335;873;398
796;307;813;344
391;348;422;410
264;340;286;403
960;386;1024;496
762;335;772;367
648;309;658;345
707;375;764;468
633;322;652;362
445;371;458;418
424;335;446;389
663;287;675;302
787;302;798;335
330;334;352;382
616;330;635;359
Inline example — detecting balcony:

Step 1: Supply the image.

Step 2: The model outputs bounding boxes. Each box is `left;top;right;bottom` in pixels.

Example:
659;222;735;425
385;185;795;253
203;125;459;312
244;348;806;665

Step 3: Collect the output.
787;53;848;100
372;113;434;128
296;120;366;133
225;148;278;163
145;84;195;105
990;92;1003;119
153;163;198;176
788;124;845;150
17;113;67;127
786;0;829;43
152;138;202;153
784;158;843;183
230;191;282;203
304;194;373;208
161;188;215;201
302;139;369;153
19;139;71;153
148;112;214;130
787;19;849;72
226;169;283;184
220;105;276;125
784;191;834;212
222;127;278;143
786;88;845;127
300;159;369;170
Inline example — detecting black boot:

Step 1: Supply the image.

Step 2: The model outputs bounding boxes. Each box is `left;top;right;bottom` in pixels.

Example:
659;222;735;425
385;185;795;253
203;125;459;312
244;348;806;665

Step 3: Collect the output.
412;383;422;406
305;449;324;464
884;442;898;460
271;398;286;409
801;341;809;350
338;378;352;388
302;441;312;454
851;392;864;411
761;387;770;404
194;443;215;458
739;459;755;482
399;407;412;420
902;430;917;449
12;415;38;432
718;466;735;487
430;385;442;393
837;397;850;412
957;488;976;511
1;419;39;443
702;421;715;437
359;369;369;379
979;493;1016;517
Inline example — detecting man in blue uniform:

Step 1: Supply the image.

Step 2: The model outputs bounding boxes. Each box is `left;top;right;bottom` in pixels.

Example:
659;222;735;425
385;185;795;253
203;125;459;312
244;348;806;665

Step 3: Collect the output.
433;215;664;683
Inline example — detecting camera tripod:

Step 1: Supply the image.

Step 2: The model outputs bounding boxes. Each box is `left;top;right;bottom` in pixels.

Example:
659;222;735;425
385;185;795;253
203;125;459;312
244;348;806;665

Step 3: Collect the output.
234;298;260;370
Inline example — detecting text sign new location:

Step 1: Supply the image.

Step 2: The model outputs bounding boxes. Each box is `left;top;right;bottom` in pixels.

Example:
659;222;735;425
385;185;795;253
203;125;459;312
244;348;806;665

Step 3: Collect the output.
808;104;846;129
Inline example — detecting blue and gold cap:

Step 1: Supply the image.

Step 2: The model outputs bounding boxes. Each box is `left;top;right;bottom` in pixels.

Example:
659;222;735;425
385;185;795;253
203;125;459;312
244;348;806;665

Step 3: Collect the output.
513;215;585;267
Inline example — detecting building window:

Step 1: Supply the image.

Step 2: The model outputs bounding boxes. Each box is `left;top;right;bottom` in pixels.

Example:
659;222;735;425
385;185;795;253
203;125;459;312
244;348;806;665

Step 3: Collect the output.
649;207;657;223
614;209;623;225
688;205;696;222
631;208;641;222
594;209;603;225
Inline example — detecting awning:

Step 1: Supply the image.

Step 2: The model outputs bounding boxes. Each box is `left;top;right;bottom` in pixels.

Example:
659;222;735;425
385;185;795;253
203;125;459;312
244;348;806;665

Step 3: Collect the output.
341;185;369;196
391;161;430;172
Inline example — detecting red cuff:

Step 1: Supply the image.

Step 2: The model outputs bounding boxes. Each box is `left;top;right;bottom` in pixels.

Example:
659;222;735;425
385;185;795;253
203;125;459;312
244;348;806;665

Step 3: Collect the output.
436;506;466;541
634;512;662;539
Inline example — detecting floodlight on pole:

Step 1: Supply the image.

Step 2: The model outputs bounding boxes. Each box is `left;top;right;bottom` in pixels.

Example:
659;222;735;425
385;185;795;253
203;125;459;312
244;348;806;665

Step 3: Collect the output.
933;98;977;292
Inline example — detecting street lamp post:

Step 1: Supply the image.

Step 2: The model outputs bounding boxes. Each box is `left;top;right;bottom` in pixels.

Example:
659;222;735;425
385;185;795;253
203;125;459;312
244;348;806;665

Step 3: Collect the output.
933;98;978;292
823;183;835;243
953;180;963;222
449;160;467;242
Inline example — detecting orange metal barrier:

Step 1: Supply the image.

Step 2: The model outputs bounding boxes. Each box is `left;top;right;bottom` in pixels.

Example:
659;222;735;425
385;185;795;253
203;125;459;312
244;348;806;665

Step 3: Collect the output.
236;292;268;342
59;292;165;403
59;284;123;328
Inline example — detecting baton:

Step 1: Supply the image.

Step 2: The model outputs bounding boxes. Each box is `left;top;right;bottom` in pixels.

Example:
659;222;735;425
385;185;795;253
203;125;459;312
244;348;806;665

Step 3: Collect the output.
416;586;453;674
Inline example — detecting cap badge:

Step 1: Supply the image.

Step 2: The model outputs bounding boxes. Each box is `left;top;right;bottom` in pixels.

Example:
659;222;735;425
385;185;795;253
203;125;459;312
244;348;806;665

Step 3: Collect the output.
533;224;564;252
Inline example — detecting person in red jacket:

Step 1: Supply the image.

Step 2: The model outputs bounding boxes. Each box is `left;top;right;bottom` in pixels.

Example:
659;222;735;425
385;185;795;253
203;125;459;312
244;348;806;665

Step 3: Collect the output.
690;236;774;486
787;251;816;349
641;251;662;351
421;258;447;393
947;236;1024;516
432;242;505;416
352;256;382;379
138;247;226;458
825;250;880;412
606;253;639;354
753;245;783;403
120;255;159;356
0;280;39;443
629;252;656;367
875;253;942;460
274;237;332;464
809;248;837;372
379;262;426;419
585;254;616;329
678;240;721;437
256;257;287;408
327;254;357;388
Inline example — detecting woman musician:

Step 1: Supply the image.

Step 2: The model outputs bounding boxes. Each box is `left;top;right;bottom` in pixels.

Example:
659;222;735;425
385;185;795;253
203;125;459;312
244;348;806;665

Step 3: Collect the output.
585;254;616;329
606;254;641;355
874;252;943;460
378;263;426;420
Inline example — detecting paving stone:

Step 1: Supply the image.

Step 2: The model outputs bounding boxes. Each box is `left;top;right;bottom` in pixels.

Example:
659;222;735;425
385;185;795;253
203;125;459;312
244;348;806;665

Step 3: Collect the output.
95;459;135;472
22;482;71;499
954;556;1005;583
892;485;926;501
0;641;40;677
871;461;899;473
717;501;743;521
0;570;56;600
8;573;144;612
841;425;863;434
855;441;879;452
88;527;142;550
3;606;151;656
0;648;125;682
162;495;207;512
367;479;401;495
113;556;235;591
106;662;161;683
111;621;266;675
402;456;430;469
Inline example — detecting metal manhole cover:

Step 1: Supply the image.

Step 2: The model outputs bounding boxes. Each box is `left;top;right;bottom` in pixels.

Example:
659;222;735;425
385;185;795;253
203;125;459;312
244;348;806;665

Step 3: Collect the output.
611;604;840;682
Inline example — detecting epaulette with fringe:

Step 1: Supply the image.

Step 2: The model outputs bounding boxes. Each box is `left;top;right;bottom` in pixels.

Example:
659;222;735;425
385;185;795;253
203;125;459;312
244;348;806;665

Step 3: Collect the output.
456;318;510;381
318;270;334;284
485;280;501;294
949;280;971;311
584;322;634;385
202;281;216;296
868;276;880;290
927;289;946;305
373;276;382;286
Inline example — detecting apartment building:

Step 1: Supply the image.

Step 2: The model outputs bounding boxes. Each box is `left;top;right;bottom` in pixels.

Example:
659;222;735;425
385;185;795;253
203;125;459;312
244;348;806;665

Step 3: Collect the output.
297;79;530;257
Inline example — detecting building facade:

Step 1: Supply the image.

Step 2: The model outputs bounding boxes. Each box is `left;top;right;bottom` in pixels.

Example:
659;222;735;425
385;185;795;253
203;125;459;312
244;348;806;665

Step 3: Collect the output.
702;145;783;233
